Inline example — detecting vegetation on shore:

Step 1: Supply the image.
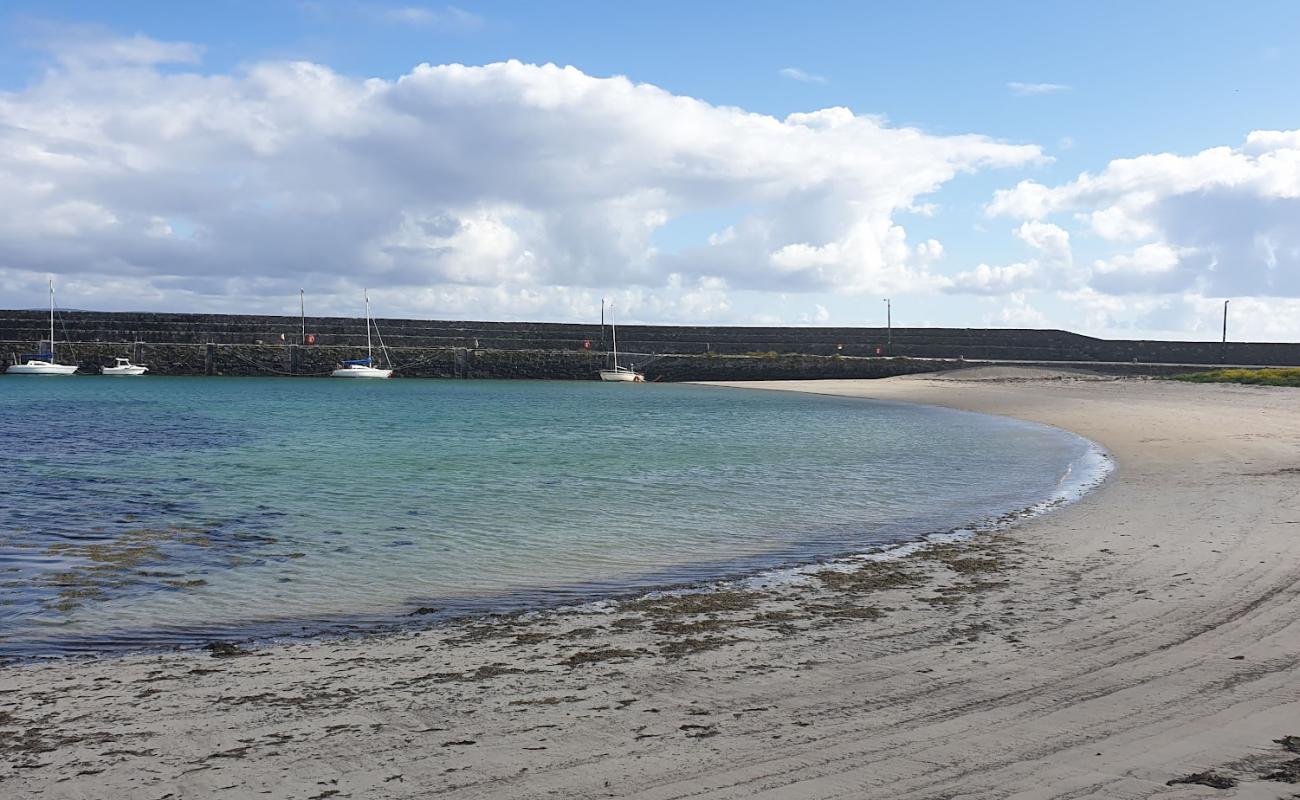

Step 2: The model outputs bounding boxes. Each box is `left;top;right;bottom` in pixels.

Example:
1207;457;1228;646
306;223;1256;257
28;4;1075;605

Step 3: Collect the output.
1167;368;1300;387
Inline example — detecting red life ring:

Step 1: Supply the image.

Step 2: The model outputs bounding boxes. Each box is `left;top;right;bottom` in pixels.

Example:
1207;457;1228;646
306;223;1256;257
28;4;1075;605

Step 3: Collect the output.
306;334;317;345
582;339;592;349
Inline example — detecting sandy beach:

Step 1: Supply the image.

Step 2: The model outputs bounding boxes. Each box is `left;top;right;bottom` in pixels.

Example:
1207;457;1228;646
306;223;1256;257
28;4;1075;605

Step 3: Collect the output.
3;371;1300;799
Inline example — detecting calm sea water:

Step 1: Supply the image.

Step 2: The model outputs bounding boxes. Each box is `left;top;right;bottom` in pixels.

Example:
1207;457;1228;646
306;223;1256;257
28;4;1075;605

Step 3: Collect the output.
0;377;1098;656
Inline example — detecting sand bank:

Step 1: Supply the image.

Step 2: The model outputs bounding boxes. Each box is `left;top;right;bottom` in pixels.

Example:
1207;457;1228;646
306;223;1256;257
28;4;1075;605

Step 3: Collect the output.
4;372;1300;799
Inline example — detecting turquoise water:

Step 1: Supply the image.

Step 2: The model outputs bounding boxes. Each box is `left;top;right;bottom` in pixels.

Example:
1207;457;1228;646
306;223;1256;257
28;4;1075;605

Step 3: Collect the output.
0;377;1096;656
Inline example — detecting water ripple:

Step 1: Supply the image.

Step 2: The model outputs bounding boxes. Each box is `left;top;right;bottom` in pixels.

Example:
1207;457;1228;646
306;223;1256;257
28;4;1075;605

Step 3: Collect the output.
0;378;1094;656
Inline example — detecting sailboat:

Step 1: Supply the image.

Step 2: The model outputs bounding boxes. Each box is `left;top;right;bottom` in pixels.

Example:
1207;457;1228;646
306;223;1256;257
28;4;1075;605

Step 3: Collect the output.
102;357;148;376
6;280;79;375
598;303;644;382
331;289;394;378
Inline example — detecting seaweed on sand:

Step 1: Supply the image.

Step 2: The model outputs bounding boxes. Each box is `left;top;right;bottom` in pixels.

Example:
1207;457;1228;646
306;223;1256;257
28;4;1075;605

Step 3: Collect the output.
623;591;763;616
652;618;730;636
1261;758;1300;783
815;562;924;594
561;647;643;667
1165;771;1237;789
944;557;1004;574
433;664;530;683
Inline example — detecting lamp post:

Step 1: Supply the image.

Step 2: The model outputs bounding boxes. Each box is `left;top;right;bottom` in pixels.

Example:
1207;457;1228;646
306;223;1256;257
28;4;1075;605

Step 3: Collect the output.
300;288;306;346
883;298;891;347
1222;299;1229;344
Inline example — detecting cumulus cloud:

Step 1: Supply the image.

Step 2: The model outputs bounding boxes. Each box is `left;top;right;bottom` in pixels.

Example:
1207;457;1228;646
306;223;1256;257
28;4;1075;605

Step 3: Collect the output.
778;67;827;84
946;220;1074;295
987;129;1300;299
1007;82;1071;96
995;292;1047;327
0;32;1042;320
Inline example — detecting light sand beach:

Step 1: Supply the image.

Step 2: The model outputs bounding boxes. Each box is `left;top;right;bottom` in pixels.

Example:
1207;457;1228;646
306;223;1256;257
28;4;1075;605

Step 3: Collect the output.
4;371;1300;799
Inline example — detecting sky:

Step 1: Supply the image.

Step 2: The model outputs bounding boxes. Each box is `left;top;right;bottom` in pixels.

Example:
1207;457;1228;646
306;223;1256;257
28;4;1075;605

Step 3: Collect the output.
2;1;1299;340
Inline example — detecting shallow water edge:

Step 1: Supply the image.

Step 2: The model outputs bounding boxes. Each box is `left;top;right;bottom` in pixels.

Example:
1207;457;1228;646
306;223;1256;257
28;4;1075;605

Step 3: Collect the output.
0;403;1113;664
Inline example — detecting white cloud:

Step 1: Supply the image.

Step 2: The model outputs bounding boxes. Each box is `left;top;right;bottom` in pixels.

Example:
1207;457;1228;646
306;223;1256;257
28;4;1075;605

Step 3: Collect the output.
946;220;1073;295
996;292;1047;327
0;33;1043;320
986;128;1300;299
371;5;484;30
948;261;1038;295
1007;82;1071;96
26;25;204;67
799;303;831;325
1015;220;1072;267
779;67;827;84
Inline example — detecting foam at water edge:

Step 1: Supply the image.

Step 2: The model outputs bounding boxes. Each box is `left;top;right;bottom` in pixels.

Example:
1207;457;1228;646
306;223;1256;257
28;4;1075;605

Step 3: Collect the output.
747;438;1113;588
583;435;1115;610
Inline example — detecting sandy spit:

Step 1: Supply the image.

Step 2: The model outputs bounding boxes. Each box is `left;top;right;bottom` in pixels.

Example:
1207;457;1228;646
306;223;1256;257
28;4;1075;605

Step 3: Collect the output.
4;372;1300;799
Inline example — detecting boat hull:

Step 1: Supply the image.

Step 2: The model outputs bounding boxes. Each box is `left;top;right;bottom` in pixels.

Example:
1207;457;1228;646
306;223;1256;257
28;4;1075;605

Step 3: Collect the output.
6;361;78;375
102;366;148;376
331;366;393;378
599;369;643;382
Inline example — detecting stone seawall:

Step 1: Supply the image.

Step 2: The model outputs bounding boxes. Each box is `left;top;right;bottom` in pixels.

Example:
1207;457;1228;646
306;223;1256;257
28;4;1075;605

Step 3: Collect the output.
0;340;1217;381
3;309;1298;366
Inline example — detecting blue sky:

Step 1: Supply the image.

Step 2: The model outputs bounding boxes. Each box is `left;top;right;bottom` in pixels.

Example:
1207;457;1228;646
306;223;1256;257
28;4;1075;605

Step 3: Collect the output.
2;2;1300;338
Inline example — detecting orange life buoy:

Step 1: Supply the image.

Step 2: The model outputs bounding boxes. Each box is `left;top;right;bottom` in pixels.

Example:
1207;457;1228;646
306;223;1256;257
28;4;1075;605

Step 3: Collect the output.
306;334;317;345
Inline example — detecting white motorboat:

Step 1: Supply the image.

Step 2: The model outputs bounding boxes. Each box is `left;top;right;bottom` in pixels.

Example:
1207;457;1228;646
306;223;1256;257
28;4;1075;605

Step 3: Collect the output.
6;280;79;375
598;303;644;382
331;289;394;378
102;357;148;376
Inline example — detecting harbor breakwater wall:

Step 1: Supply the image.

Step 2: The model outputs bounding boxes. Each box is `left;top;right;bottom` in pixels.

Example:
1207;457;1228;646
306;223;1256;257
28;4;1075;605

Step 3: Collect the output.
0;309;1289;379
2;309;1299;367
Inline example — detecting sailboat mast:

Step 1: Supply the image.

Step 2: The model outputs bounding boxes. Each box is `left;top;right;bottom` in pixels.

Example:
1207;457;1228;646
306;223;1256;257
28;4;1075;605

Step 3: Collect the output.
364;289;373;364
48;279;55;356
611;306;619;369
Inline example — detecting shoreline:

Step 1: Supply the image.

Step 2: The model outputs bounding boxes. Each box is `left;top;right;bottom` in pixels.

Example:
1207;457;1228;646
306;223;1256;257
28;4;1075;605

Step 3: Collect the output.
4;371;1300;798
0;438;1105;663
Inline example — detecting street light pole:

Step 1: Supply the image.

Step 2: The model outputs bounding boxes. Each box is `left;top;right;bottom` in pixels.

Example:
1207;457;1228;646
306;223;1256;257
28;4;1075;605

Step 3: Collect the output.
300;288;306;345
1222;299;1229;344
883;298;891;347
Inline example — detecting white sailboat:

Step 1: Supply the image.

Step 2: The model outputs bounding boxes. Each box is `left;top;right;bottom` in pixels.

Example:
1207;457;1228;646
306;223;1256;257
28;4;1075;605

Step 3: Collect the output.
6;280;79;375
598;303;644;382
331;289;394;378
102;357;148;376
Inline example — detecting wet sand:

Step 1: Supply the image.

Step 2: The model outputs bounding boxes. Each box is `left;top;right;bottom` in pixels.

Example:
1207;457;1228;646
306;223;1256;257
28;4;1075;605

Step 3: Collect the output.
4;372;1300;799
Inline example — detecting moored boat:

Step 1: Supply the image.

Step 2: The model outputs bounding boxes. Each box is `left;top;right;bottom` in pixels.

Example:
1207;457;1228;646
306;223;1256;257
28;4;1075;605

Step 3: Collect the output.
6;280;78;376
598;303;644;382
331;289;394;378
102;357;148;376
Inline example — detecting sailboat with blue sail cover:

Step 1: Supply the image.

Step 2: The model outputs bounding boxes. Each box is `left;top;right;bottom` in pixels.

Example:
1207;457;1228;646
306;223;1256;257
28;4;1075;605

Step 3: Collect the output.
331;289;394;378
6;280;78;375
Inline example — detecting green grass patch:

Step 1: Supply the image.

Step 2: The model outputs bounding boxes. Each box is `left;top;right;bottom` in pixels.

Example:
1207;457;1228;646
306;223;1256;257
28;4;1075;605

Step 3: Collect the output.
1167;368;1300;387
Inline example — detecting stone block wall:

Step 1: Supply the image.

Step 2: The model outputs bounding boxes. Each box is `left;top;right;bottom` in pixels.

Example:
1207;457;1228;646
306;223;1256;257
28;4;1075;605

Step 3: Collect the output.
3;307;1295;375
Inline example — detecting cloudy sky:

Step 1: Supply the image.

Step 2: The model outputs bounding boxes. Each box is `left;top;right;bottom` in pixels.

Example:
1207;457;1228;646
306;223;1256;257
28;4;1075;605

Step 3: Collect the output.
2;1;1299;340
